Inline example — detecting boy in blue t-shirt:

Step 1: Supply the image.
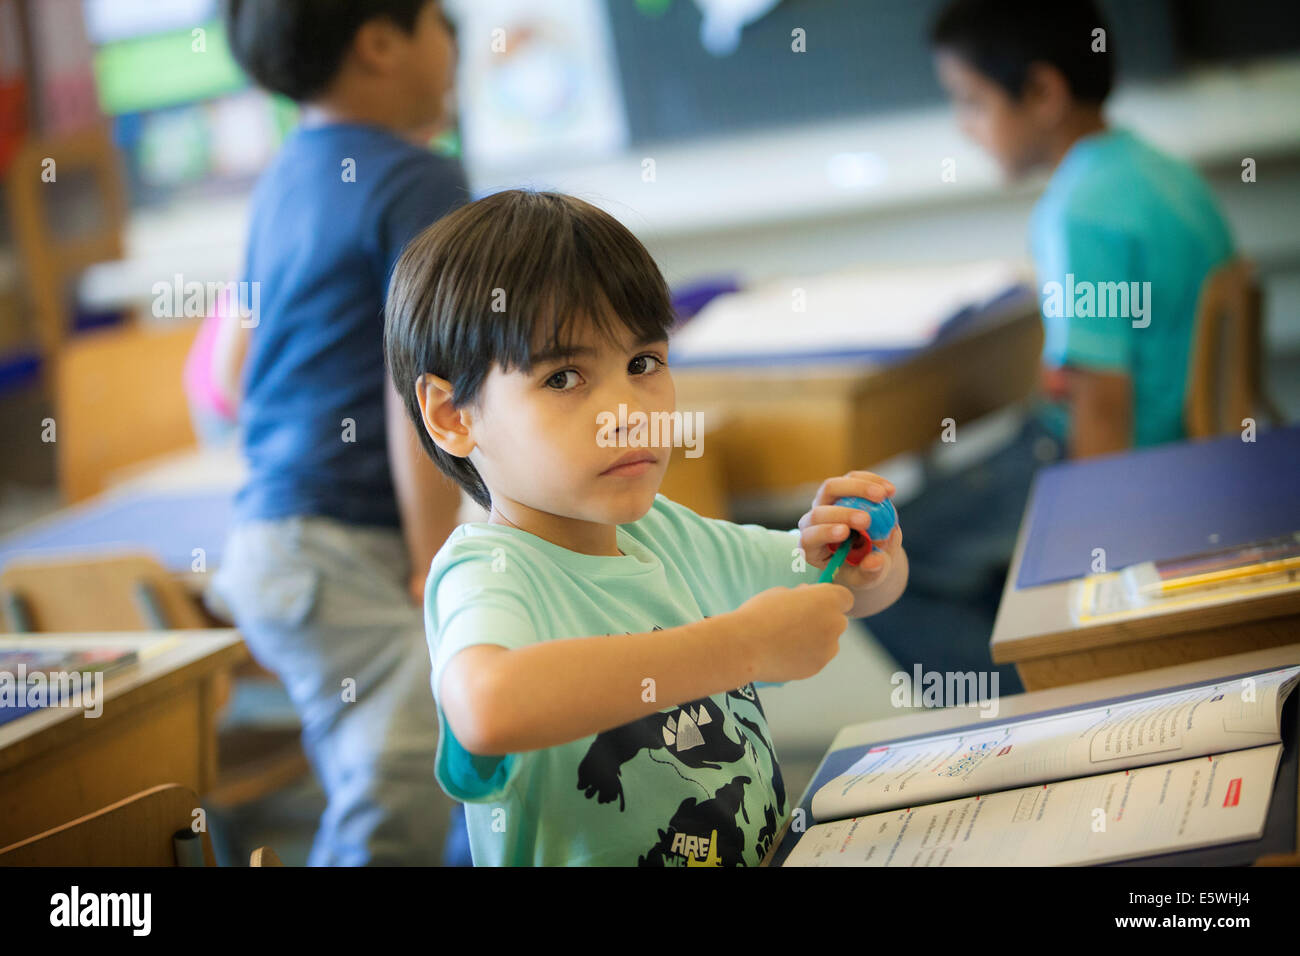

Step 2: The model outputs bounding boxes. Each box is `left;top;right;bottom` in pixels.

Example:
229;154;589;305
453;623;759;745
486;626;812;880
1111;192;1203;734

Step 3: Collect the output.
208;0;470;865
383;189;910;865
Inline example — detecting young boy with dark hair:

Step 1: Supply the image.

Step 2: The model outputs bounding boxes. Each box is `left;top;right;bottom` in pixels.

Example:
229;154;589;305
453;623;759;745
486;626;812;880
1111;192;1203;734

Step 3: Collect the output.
384;189;909;865
865;0;1236;696
209;0;470;865
932;0;1235;454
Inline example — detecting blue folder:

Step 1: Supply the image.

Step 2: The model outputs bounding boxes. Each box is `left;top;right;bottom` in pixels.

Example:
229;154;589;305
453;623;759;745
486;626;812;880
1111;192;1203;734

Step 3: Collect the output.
1015;424;1300;591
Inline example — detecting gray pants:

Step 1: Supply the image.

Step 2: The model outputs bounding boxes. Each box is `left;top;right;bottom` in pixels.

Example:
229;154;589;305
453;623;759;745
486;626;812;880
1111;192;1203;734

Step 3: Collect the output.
208;514;453;865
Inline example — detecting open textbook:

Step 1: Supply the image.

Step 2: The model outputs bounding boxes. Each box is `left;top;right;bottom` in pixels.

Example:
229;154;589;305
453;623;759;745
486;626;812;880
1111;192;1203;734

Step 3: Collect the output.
782;665;1300;866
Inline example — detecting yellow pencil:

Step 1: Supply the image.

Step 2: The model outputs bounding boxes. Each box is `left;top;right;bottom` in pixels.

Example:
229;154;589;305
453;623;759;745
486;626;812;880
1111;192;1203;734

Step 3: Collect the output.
1159;555;1300;593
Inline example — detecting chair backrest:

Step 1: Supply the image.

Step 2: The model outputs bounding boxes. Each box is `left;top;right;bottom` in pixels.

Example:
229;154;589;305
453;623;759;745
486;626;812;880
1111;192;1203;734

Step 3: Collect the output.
4;124;128;364
0;783;214;866
1185;258;1276;438
0;552;206;632
55;319;201;503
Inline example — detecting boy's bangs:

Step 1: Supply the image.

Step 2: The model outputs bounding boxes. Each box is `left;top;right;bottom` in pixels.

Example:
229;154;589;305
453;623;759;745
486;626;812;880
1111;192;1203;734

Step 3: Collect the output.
498;199;676;374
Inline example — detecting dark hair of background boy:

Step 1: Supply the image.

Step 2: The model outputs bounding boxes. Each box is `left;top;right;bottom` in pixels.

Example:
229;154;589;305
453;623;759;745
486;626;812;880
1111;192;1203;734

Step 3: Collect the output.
224;0;443;101
931;0;1115;103
384;190;678;510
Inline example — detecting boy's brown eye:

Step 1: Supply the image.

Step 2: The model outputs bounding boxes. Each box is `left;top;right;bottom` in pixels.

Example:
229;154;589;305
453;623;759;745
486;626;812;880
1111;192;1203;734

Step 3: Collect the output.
546;369;579;390
630;355;663;375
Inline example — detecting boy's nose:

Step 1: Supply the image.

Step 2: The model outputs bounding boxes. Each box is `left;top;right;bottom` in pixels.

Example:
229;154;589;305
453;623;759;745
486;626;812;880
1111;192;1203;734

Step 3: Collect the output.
600;383;647;416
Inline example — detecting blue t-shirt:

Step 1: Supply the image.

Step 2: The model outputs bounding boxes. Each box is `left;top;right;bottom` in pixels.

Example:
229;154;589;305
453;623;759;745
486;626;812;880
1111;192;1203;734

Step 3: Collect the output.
424;494;822;866
235;123;469;527
1029;128;1234;447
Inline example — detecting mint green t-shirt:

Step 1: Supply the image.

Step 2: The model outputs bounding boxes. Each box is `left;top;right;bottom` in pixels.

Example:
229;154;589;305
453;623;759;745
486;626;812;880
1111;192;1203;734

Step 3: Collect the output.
423;493;821;866
1030;127;1235;447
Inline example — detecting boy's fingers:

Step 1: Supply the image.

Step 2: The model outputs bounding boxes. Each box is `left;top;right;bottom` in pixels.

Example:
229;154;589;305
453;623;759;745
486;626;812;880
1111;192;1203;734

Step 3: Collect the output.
810;582;855;611
851;549;887;571
801;523;852;554
800;504;872;531
846;470;897;497
814;473;894;505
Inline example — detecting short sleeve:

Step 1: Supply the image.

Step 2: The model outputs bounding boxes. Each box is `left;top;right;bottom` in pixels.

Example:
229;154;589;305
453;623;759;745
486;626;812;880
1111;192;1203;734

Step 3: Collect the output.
426;550;538;803
656;498;820;606
371;151;470;290
647;497;822;688
723;520;823;596
1035;218;1134;373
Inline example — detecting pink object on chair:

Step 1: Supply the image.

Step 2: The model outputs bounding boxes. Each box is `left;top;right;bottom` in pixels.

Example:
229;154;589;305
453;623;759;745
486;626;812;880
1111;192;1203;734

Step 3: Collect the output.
183;308;237;423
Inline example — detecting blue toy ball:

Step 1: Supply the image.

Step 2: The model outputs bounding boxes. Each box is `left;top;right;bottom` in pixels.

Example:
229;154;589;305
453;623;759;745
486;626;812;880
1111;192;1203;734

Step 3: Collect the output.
834;496;897;550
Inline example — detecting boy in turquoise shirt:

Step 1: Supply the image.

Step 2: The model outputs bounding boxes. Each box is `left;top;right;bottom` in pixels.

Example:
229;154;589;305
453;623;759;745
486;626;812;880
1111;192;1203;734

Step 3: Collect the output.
932;0;1235;454
1029;128;1235;448
383;189;910;865
864;0;1237;697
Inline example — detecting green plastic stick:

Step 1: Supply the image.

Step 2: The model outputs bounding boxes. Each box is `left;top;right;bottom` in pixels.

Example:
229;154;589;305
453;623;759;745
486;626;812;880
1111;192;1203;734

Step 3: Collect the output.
818;538;853;583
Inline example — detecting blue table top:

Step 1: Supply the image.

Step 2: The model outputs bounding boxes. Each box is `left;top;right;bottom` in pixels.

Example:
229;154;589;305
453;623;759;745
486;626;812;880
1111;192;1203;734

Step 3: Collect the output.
0;489;234;573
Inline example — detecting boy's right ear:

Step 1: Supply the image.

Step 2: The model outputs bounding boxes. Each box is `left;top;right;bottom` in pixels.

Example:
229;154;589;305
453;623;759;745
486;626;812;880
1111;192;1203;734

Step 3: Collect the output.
415;373;475;457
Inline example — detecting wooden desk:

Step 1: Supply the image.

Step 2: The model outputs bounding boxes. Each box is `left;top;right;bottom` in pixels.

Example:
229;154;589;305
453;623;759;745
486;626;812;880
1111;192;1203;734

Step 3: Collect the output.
991;498;1300;692
764;642;1300;865
671;298;1042;495
0;630;248;848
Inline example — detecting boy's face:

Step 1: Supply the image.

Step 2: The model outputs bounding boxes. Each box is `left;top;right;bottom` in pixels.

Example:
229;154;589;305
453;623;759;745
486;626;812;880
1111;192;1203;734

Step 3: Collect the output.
934;50;1046;179
467;319;674;528
401;1;458;130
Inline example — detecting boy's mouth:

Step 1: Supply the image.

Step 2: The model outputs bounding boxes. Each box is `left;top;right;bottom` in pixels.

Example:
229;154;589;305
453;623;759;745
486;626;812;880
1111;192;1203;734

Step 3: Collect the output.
600;451;658;477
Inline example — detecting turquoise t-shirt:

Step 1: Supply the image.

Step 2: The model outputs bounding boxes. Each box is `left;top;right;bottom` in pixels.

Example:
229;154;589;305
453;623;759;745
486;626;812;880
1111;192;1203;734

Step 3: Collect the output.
423;493;821;866
1029;127;1234;447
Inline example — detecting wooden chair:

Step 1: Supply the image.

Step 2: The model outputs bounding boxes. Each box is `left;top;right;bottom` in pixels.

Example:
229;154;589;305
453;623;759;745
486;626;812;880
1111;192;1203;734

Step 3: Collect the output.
0;784;215;865
1185;258;1285;439
4;123;128;367
0;552;207;632
0;783;281;866
54;318;202;503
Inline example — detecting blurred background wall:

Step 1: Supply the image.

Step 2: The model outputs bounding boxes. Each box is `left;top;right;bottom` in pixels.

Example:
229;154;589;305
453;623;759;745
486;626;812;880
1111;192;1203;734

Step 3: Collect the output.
1;0;1298;511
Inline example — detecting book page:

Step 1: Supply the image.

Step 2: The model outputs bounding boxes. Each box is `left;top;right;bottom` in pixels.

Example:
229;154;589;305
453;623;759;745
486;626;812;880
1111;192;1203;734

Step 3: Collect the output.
786;744;1282;866
667;260;1026;362
810;666;1299;821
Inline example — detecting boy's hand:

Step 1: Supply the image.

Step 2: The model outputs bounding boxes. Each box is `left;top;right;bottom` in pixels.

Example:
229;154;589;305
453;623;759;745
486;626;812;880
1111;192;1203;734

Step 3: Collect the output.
731;583;855;683
1040;363;1070;401
796;470;902;591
